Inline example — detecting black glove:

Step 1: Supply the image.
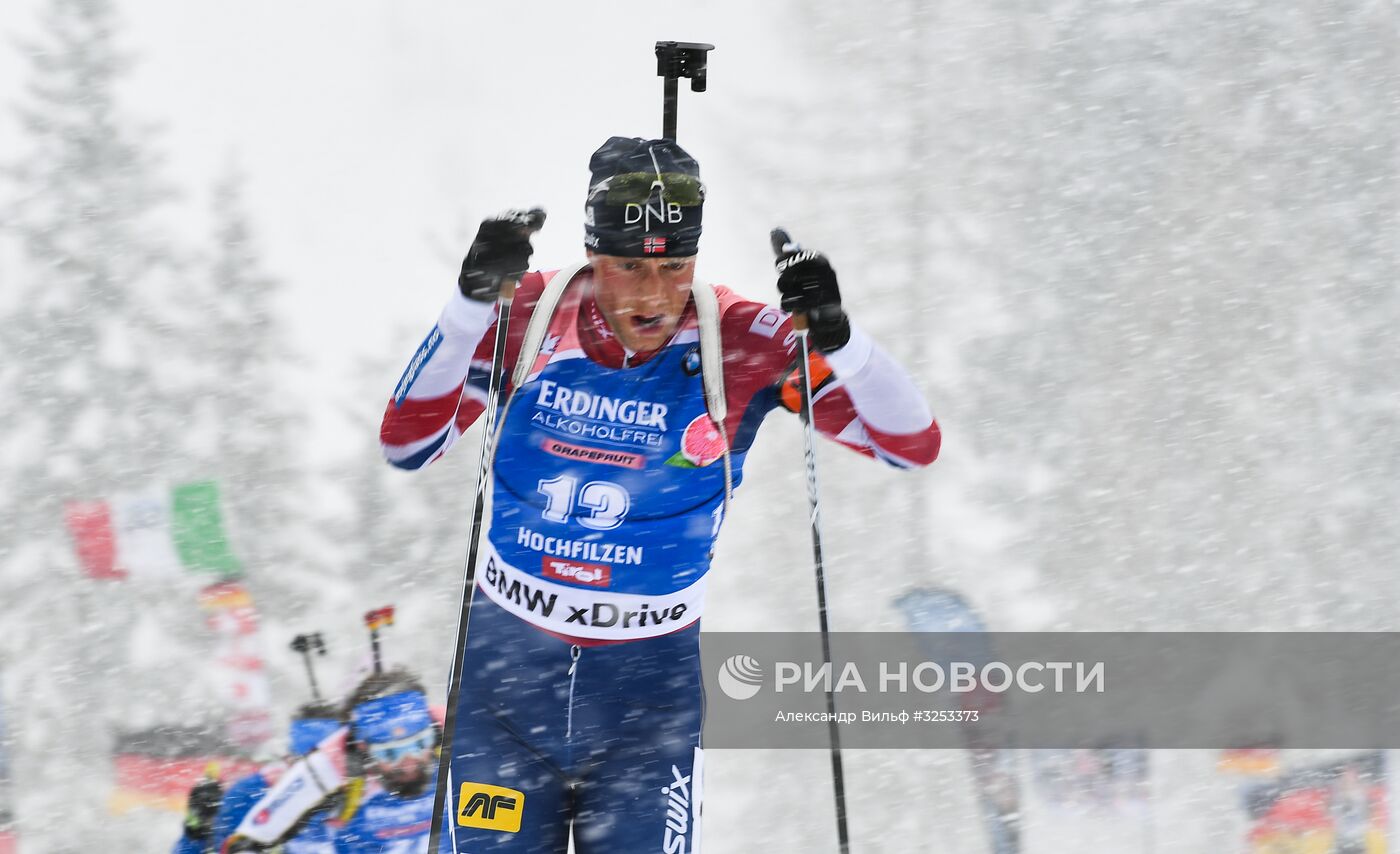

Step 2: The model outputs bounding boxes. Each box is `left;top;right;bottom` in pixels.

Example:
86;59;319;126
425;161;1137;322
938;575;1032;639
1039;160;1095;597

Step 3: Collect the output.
182;776;223;840
458;207;547;302
772;234;851;352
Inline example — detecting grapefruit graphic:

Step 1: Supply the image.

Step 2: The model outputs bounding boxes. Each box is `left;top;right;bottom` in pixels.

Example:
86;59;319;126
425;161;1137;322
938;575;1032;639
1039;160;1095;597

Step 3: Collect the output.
679;415;727;467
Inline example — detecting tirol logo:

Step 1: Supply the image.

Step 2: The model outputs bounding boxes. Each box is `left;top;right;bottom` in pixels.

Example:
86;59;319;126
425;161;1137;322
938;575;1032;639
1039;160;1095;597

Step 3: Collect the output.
717;654;764;701
666;414;727;469
542;557;611;588
457;782;524;833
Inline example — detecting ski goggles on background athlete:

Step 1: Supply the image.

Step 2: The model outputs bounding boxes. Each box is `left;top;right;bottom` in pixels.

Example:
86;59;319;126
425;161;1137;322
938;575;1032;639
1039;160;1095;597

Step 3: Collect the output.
366;727;436;764
587;172;706;207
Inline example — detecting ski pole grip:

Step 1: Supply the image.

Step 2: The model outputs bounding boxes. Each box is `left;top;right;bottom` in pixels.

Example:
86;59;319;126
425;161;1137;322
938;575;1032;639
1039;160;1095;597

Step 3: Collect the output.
770;227;808;331
770;227;797;258
499;206;544;302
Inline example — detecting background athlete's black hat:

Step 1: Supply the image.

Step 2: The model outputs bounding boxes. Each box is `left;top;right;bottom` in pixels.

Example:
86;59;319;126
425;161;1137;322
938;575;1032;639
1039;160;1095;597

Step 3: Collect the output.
584;136;703;258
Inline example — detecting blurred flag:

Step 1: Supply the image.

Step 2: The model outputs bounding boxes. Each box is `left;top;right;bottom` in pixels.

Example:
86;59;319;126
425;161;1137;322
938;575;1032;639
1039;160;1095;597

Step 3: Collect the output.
1243;752;1386;854
364;606;395;631
1219;747;1283;777
107;726;258;815
65;480;242;580
199;581;274;749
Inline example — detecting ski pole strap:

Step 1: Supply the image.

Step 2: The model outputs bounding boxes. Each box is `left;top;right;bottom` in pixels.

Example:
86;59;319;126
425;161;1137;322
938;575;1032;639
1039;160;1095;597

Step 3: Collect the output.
511;261;590;391
689;277;734;507
689;277;726;426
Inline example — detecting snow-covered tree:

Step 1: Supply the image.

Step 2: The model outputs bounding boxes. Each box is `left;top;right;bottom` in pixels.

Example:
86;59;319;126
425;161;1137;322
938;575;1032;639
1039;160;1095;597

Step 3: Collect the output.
0;0;198;843
177;164;357;725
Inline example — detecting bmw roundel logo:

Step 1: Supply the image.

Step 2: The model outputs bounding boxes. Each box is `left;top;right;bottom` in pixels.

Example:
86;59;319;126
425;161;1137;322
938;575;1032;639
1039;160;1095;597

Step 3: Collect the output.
682;348;702;377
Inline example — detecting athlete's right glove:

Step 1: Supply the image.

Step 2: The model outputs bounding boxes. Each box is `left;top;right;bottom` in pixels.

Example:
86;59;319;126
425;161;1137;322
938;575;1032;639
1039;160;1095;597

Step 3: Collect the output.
458;207;547;302
771;228;852;353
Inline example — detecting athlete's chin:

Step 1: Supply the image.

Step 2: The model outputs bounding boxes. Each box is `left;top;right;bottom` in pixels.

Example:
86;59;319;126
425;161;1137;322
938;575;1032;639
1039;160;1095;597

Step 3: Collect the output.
380;766;431;798
618;321;679;353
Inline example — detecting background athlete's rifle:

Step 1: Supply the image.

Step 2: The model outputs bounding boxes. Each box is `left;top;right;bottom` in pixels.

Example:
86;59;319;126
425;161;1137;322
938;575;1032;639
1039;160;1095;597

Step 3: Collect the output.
289;631;327;701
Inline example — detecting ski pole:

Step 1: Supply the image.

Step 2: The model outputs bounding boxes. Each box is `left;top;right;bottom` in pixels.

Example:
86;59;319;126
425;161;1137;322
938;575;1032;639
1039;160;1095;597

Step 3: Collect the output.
772;227;852;853
428;253;533;854
289;632;326;702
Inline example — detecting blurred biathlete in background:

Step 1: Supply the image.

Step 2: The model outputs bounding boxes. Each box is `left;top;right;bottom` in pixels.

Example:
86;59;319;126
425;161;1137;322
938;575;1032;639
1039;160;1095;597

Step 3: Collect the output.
175;701;343;854
376;135;941;851
328;669;450;853
217;668;449;853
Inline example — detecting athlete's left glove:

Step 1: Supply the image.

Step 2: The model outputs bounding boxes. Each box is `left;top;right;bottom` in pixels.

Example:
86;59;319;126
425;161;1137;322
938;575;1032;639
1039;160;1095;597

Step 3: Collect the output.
458;207;547;302
181;775;223;841
771;230;851;353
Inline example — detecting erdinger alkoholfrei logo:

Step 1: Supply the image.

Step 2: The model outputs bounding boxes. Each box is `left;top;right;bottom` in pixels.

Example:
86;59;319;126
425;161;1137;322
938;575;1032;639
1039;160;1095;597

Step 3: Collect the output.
717;654;764;700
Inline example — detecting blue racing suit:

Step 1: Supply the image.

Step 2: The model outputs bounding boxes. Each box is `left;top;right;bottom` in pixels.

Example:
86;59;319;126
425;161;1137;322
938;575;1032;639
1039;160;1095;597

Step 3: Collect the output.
381;269;940;851
332;783;453;854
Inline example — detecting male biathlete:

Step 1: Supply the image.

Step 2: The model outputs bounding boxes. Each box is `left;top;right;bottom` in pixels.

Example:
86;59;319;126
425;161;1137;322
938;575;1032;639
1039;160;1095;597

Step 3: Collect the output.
380;136;941;852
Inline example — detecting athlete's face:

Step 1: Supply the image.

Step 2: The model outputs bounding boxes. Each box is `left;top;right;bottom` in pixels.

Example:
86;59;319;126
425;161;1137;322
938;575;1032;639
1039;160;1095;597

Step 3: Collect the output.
588;253;697;353
364;729;436;797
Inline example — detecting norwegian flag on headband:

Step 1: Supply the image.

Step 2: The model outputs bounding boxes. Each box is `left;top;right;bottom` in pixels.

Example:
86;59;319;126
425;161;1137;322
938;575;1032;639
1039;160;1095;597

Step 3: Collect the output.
643;236;667;255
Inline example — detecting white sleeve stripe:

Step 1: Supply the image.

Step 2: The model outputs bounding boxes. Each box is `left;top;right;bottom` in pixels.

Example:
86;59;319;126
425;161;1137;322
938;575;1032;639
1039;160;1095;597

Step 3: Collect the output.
834;417;918;469
397;291;497;402
825;326;933;435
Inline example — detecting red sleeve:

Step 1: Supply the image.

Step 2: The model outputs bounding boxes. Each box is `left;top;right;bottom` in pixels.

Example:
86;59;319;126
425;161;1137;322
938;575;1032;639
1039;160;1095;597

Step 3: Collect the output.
378;272;547;470
713;287;940;468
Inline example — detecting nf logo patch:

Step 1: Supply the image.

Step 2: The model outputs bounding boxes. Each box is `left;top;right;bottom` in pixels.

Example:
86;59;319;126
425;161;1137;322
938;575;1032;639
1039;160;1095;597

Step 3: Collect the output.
456;782;524;832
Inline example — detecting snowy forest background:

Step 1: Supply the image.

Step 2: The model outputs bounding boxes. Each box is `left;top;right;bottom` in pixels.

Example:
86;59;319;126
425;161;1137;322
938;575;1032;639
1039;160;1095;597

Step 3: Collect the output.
0;0;1395;851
